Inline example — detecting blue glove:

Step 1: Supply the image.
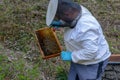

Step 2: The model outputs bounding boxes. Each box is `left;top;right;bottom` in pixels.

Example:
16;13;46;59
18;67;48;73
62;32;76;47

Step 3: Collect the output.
61;51;72;61
50;20;62;27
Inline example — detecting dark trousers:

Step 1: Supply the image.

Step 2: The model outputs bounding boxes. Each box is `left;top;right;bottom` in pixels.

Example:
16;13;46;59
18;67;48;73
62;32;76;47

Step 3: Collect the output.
68;59;109;80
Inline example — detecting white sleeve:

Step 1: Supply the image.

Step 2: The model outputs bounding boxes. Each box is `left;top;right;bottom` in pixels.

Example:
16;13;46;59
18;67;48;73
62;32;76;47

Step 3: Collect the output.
71;15;100;63
72;39;99;63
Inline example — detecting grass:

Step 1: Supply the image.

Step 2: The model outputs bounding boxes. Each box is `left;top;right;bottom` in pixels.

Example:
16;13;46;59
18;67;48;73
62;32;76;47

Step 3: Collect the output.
0;0;120;80
0;53;42;80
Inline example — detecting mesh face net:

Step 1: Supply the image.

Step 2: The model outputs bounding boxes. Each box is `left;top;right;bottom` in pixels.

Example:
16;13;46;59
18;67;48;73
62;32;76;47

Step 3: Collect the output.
56;0;81;20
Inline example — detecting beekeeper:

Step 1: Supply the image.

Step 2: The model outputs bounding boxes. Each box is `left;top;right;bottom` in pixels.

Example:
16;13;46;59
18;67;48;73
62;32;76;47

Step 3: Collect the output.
46;0;111;80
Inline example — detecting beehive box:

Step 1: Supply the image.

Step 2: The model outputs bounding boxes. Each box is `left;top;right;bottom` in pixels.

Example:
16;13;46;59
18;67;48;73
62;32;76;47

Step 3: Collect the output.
35;27;62;59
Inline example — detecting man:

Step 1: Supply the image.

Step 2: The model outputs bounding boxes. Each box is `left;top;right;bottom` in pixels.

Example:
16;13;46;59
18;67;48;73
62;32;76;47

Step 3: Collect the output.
46;0;111;80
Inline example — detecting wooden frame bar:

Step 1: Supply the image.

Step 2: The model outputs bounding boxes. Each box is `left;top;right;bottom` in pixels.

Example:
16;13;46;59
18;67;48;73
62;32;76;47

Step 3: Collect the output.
109;54;120;62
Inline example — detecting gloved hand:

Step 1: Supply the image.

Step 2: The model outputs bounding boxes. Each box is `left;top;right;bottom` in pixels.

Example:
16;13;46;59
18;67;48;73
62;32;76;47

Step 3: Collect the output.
61;51;72;61
50;20;62;27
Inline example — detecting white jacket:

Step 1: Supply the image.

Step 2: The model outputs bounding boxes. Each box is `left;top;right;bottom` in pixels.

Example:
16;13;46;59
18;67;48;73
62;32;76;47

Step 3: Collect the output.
64;5;111;65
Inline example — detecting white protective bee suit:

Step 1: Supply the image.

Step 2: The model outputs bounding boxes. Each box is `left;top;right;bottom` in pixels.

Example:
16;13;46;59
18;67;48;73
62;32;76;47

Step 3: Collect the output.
64;5;111;80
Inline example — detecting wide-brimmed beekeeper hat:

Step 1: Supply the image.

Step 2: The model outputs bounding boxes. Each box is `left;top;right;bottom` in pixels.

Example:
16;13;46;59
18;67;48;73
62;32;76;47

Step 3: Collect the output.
46;0;58;26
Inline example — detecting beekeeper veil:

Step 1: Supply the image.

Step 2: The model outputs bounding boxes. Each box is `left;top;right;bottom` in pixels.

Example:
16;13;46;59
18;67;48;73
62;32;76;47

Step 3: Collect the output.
46;0;81;28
